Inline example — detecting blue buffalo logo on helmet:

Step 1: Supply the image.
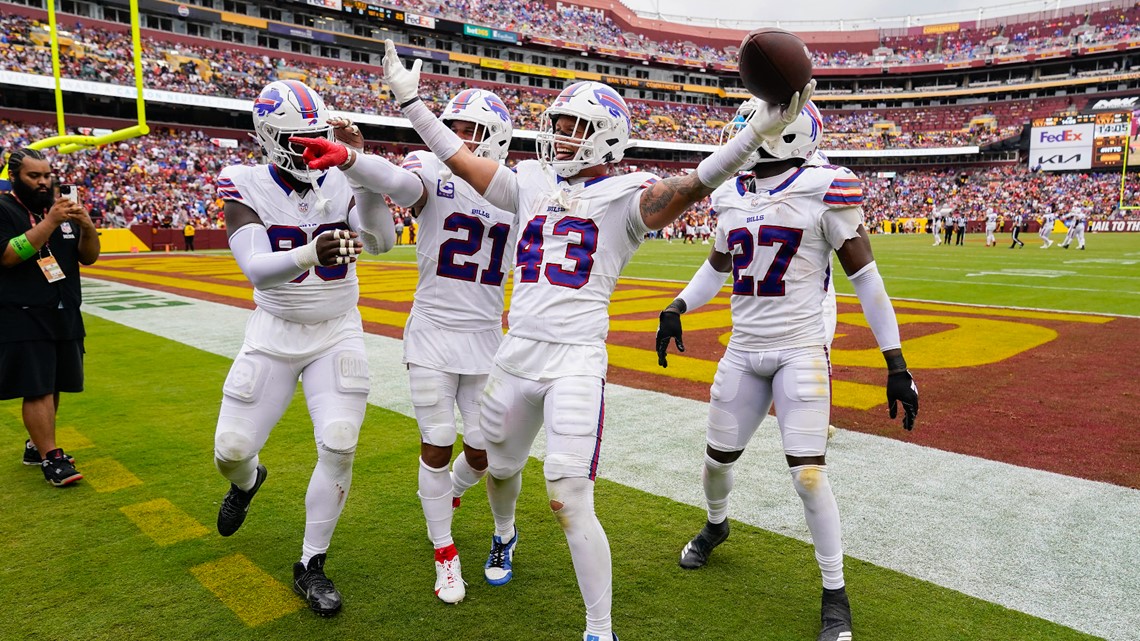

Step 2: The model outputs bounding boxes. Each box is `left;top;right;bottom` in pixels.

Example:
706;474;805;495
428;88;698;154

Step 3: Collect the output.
592;85;630;129
484;93;511;123
254;86;284;117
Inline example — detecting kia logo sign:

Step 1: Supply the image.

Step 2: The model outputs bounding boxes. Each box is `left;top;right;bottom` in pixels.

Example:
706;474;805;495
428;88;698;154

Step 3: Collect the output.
1038;130;1083;143
1090;96;1139;110
1037;153;1082;164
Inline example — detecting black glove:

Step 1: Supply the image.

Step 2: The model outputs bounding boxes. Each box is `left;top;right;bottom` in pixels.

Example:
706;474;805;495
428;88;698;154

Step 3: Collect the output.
886;370;919;431
656;310;684;368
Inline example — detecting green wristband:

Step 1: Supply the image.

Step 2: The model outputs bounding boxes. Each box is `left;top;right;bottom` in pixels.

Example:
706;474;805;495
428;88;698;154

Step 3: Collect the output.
9;234;37;261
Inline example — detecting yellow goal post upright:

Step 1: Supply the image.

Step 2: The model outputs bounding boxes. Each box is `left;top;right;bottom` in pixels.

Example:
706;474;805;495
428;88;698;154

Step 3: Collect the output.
1120;111;1139;211
1;0;148;180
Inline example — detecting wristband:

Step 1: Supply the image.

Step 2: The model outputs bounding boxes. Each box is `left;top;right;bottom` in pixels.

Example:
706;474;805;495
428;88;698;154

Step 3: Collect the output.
9;234;37;260
885;353;907;372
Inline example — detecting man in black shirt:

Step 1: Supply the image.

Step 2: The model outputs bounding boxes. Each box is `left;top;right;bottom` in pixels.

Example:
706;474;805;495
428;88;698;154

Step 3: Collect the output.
0;148;101;486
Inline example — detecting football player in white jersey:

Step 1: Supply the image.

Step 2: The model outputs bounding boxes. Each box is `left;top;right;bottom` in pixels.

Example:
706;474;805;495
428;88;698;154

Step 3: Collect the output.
383;40;813;641
931;206;944;246
210;80;396;617
1059;207;1087;249
984;208;999;247
656;98;918;641
292;88;517;604
1040;209;1056;248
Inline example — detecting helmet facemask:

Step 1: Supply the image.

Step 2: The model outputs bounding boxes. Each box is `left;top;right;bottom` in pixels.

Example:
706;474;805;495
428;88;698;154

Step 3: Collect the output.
536;113;607;178
536;81;631;178
256;122;334;183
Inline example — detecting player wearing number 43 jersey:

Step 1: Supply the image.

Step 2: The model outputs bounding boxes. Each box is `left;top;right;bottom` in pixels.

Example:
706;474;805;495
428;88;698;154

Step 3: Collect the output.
211;80;396;618
379;39;815;641
293;87;517;605
656;98;920;641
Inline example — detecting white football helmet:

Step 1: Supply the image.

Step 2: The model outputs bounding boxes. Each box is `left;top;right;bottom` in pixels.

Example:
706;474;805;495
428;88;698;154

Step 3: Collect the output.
723;98;824;167
441;89;513;163
536;81;631;177
251;80;334;182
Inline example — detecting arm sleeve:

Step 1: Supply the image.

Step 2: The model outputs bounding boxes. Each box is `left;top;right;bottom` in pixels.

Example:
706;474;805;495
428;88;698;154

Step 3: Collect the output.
229;224;320;290
677;260;731;312
482;164;521;213
341;154;425;208
347;190;397;254
847;260;902;352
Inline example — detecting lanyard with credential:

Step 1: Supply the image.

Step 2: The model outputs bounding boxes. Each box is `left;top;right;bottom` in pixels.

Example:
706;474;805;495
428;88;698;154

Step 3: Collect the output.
10;193;66;283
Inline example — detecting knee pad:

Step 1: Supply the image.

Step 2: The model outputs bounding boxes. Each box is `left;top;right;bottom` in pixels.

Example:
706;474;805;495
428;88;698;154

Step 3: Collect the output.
791;465;832;503
214;419;257;463
409;366;458;447
318;419;361;455
334;352;370;395
488;458;525;481
222;355;268;403
545;476;594;530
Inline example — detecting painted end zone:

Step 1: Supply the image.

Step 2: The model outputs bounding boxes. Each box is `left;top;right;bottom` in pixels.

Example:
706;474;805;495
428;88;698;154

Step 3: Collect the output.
83;255;1140;489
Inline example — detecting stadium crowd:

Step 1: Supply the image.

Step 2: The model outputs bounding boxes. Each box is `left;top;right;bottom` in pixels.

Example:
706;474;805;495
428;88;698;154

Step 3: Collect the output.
0;16;1062;149
2;120;1133;243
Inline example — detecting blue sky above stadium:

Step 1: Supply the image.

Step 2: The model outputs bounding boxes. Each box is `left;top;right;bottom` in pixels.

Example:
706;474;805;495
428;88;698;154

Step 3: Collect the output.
620;0;1096;28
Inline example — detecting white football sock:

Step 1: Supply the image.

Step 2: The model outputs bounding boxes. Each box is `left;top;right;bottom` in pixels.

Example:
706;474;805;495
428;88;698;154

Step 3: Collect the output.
418;458;455;548
702;453;734;525
301;446;355;565
488;471;522;539
451;451;486;499
791;464;844;590
547;477;611;638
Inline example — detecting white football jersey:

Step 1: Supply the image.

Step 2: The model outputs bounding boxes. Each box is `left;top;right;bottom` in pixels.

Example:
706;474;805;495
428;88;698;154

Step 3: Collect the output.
1043;213;1057;227
218;164;358;324
401;151;516;332
711;165;864;352
986;212;998;225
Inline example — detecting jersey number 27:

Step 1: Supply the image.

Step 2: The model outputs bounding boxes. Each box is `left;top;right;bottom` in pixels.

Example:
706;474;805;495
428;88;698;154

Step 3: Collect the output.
727;225;804;296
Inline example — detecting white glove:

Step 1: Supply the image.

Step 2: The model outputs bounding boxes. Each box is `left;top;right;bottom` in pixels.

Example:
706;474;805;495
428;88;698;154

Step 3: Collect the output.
748;79;817;140
383;39;421;104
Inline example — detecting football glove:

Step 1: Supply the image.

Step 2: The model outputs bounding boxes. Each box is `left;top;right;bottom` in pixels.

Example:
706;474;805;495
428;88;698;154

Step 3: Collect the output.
383;39;422;104
748;79;816;140
289;136;349;171
656;310;685;368
886;370;919;431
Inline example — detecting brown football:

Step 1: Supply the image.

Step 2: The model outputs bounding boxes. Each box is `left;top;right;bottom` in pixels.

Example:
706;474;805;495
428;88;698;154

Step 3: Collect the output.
737;28;814;105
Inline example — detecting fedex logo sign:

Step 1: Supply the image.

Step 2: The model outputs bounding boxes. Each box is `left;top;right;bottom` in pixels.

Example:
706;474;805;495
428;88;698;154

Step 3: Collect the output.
1038;130;1082;143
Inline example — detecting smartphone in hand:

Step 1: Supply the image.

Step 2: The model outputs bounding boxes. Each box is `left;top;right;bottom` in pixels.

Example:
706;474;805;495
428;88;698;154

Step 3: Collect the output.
59;184;79;204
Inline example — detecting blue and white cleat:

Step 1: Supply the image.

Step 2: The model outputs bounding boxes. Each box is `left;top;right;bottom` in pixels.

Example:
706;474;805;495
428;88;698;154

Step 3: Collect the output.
484;527;517;586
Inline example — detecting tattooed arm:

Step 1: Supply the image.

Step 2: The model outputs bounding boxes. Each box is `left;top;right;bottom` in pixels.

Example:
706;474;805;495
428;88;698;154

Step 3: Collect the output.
639;172;716;231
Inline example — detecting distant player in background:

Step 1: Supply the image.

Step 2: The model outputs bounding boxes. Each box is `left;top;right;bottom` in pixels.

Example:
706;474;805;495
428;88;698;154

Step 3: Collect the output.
656;99;918;641
1059;207;1087;250
294;88;518;605
931;207;944;246
1040;209;1056;248
984;208;998;247
1009;211;1025;249
210;80;396;618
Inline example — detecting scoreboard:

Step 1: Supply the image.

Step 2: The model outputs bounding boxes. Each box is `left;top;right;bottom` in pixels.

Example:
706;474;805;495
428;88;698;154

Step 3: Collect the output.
1029;112;1132;171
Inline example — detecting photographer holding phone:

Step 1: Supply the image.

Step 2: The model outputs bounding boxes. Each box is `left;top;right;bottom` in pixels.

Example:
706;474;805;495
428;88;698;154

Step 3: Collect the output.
0;148;100;487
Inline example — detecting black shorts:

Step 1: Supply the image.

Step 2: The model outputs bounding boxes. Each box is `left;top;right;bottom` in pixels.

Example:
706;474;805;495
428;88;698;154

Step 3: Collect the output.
0;339;84;400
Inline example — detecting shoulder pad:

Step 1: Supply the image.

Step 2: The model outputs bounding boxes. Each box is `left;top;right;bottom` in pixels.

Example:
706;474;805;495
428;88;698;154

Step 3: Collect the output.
821;167;863;208
216;165;245;201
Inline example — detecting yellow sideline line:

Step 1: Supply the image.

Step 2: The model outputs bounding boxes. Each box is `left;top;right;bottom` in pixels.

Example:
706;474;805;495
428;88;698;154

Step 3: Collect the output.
120;498;209;547
190;554;305;626
80;457;143;493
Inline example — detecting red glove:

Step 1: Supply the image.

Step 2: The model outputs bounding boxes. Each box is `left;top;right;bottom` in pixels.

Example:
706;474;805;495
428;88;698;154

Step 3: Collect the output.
288;136;349;170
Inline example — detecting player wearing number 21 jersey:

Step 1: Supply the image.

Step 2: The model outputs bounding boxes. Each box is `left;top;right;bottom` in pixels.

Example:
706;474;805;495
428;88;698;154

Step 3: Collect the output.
383;38;816;641
655;99;919;641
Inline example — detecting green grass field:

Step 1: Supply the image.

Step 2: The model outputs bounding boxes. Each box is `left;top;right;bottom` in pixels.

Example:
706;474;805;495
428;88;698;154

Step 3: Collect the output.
4;231;1136;641
373;231;1140;316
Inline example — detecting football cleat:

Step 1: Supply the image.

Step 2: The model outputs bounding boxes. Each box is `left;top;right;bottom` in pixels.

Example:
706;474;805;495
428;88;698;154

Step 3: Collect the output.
818;586;853;641
216;464;267;537
24;440;74;466
584;633;619;641
293;553;342;617
41;449;82;487
679;519;729;569
434;544;466;604
484;527;517;586
452;496;461;511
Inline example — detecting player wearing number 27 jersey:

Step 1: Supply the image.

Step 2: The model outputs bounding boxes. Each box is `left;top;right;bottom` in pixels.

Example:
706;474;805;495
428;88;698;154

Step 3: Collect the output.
656;99;920;641
383;38;817;641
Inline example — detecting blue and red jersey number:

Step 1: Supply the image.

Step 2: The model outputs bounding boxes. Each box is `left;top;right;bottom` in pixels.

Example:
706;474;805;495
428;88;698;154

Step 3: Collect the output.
436;212;511;286
265;223;351;283
727;225;804;297
516;215;599;288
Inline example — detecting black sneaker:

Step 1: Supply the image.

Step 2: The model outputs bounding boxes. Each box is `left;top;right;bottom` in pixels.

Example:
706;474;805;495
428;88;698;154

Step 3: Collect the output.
293;553;342;617
216;464;267;537
41;449;82;486
23;440;74;466
679;519;729;569
818;586;853;641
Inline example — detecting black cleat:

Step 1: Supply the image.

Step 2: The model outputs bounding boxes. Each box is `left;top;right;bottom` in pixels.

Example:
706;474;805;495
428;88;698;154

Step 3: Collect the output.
293;553;342;617
679;519;729;569
818;586;853;641
41;449;82;486
24;440;74;466
216;464;267;536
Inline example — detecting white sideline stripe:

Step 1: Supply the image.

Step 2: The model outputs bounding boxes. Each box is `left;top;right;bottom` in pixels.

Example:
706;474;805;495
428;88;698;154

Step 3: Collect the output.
81;278;1137;641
